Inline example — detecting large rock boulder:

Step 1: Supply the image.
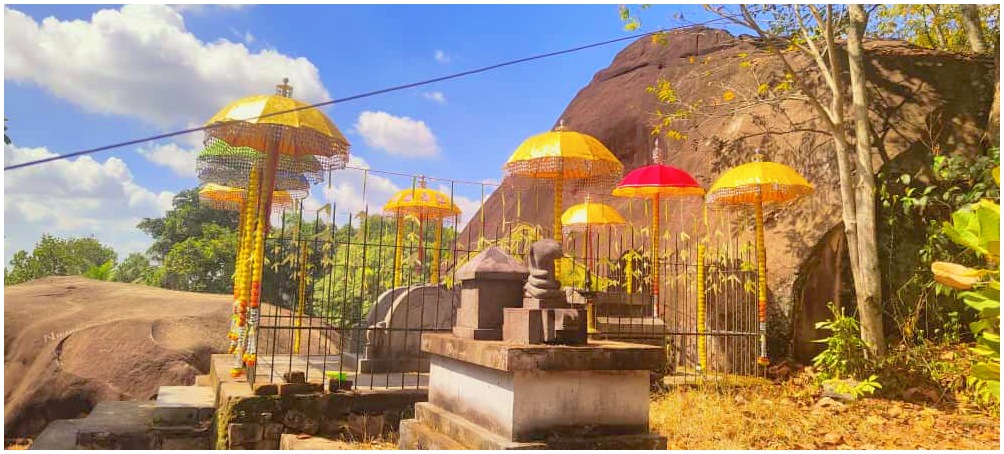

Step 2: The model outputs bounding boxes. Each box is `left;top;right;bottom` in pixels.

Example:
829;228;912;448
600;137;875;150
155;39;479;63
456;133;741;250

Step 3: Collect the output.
460;27;995;360
3;276;334;440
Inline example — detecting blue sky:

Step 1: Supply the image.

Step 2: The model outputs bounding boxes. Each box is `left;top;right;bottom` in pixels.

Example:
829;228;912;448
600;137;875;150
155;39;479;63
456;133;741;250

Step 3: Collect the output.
3;3;725;263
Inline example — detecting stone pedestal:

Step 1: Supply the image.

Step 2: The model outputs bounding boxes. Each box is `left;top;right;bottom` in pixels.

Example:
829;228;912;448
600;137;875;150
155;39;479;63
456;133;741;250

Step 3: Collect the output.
398;333;667;449
452;246;528;341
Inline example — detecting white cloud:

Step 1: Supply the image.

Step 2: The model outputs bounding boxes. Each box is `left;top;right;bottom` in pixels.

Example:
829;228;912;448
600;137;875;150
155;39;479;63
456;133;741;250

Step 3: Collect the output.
138;142;199;178
320;156;401;217
354;111;440;158
4;144;175;264
4;5;328;128
434;50;450;63
168;4;248;15
421;91;447;104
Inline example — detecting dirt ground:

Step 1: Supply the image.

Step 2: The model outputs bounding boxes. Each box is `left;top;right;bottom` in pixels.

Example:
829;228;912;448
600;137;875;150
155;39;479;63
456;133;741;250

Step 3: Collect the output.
650;381;1001;450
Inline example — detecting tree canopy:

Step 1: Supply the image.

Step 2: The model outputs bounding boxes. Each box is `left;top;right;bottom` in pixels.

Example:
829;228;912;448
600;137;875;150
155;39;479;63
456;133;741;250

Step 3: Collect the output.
5;234;117;285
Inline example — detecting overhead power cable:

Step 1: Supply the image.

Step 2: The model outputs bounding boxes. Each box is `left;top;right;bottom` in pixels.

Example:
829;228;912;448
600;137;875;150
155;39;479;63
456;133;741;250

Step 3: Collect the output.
5;19;726;171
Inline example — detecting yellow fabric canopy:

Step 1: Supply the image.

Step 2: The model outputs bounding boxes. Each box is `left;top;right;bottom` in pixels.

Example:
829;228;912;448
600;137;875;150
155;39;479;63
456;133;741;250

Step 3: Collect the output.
706;161;813;206
199;183;297;211
503;130;623;181
384;185;461;220
560;200;626;231
204;81;350;170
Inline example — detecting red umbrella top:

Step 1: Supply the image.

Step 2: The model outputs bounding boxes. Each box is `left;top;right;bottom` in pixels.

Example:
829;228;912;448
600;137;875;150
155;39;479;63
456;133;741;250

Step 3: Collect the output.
612;142;704;198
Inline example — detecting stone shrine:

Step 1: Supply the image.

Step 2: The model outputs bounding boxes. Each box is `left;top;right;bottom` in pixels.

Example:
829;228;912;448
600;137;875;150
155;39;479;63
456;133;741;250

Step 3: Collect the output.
398;241;667;449
452;246;529;341
503;239;587;345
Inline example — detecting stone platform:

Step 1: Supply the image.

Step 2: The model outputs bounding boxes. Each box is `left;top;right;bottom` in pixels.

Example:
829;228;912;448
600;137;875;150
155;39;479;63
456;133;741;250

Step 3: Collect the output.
399;333;667;449
211;354;428;392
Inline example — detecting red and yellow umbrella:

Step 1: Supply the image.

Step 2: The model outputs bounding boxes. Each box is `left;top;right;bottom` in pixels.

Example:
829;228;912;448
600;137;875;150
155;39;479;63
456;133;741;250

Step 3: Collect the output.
384;176;461;287
612;142;704;320
706;150;813;366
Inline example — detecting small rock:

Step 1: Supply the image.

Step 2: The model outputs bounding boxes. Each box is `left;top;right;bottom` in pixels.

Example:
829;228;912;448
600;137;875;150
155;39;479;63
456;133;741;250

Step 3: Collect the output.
823;432;844;445
813;396;846;410
283;371;306;384
734;394;746;404
822;378;859;402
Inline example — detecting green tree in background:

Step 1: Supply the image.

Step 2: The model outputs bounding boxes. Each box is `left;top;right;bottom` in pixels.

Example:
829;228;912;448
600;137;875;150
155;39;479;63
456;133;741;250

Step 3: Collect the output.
138;189;240;261
137;188;240;293
5;234;117;285
114;252;158;285
160;224;238;293
83;259;117;281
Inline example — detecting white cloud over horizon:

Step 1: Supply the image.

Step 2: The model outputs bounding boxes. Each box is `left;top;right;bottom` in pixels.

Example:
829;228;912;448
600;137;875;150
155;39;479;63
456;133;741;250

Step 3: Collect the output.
4;4;329;128
434;49;450;63
4;144;175;264
353;111;440;158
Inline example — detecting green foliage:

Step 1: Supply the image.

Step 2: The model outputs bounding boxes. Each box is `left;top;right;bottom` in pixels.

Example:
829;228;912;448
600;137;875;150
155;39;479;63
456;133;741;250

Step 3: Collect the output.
874;4;999;53
877;148;1000;343
5;234;117;285
812;301;872;380
137;188;240;293
83;259;117;281
822;375;882;399
160;224;238;293
937;197;1001;407
138;189;240;261
114;252;159;285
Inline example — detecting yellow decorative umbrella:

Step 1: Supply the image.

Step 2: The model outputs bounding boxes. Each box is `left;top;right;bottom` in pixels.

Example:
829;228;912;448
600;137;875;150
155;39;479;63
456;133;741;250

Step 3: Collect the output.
384;176;461;287
706;150;813;366
198;183;298;212
504;120;623;277
205;79;351;378
561;196;625;333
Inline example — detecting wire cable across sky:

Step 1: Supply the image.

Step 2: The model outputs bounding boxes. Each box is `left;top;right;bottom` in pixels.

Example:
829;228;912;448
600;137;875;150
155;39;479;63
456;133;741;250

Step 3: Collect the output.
4;19;726;172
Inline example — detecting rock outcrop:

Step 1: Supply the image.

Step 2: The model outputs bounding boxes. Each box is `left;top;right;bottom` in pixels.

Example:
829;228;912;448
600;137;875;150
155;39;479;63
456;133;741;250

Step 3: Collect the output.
460;27;995;360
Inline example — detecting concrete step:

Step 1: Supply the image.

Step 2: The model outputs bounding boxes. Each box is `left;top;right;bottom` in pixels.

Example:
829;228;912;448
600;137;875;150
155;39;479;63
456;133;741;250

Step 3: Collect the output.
29;419;83;450
75;401;160;449
193;374;211;387
279;433;364;450
152;385;215;427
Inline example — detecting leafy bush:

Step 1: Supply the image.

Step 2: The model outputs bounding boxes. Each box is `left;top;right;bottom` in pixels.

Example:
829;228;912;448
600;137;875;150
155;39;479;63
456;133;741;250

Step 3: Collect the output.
812;301;873;380
930;178;1000;409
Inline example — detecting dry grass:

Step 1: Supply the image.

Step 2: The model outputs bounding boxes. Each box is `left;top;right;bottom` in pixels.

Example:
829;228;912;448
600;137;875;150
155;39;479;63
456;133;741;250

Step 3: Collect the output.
650;381;1000;450
4;439;32;450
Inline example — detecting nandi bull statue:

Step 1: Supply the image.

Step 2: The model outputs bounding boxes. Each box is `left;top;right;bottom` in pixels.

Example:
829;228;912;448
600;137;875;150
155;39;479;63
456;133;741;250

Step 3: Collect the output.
503;239;587;345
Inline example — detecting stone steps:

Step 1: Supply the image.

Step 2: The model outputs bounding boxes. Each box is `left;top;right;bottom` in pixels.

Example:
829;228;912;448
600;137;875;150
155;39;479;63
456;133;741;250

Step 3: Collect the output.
29;419;83;450
31;379;217;450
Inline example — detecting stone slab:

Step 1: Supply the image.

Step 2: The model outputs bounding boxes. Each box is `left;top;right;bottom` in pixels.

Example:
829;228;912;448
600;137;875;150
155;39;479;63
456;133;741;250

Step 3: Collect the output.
421;332;665;372
30;419;83;450
501;308;543;344
428;356;650;441
278;433;358;450
75;401;160;449
403;402;665;450
341;352;431;373
153;386;215;427
398;419;469;450
451;325;502;341
193;374;211;387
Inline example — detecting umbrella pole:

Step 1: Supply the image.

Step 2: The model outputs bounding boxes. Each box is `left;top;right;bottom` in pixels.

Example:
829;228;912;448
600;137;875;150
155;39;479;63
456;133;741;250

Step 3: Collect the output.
697;243;707;371
393;214;404;288
553;179;564;279
755;195;769;366
431;220;443;285
244;142;279;373
293;239;307;355
417;216;425;280
651;194;660;319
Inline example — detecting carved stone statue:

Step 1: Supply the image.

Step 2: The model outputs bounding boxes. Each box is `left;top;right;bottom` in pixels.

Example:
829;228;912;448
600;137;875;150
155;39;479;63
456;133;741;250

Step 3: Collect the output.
524;239;566;306
502;239;587;345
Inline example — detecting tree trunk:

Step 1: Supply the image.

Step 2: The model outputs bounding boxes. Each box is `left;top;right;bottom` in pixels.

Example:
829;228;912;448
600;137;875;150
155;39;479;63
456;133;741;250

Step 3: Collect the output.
958;4;989;54
990;54;1000;146
847;4;887;358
